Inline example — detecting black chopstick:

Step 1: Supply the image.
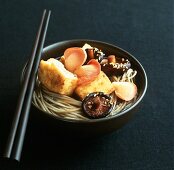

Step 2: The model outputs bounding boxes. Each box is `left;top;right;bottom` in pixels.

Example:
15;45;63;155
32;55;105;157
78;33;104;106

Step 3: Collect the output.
4;9;51;161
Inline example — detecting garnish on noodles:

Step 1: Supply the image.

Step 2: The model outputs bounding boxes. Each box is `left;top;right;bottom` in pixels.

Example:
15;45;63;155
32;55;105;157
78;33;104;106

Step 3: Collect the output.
33;43;138;120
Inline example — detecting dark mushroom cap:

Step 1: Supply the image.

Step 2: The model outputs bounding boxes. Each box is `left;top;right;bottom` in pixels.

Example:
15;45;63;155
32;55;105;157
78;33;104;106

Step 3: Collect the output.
101;57;131;76
85;48;105;63
82;92;114;119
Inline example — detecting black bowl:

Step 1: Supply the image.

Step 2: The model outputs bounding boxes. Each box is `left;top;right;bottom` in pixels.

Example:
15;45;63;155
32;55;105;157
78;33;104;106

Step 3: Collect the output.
23;39;147;138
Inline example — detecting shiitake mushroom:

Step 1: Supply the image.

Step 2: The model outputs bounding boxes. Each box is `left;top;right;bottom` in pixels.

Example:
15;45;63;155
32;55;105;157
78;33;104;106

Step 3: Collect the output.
85;48;105;63
85;48;131;76
82;92;113;119
100;55;131;76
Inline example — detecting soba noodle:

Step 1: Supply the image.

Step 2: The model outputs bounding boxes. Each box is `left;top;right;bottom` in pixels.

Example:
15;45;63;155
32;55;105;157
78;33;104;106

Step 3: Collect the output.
32;68;137;120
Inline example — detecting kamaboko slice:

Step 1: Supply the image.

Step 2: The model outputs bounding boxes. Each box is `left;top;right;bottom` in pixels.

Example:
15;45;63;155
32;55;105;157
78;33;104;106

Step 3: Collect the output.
74;59;101;85
112;82;137;101
64;47;87;72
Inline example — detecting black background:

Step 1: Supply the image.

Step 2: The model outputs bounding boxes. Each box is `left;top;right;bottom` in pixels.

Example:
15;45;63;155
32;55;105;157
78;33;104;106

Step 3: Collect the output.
0;0;173;169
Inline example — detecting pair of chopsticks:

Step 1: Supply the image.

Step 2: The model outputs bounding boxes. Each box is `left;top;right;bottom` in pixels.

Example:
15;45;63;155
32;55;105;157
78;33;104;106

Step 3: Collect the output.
3;9;51;162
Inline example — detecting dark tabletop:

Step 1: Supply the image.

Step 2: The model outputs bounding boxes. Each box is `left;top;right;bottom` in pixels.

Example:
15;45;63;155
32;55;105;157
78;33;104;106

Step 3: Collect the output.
0;0;173;169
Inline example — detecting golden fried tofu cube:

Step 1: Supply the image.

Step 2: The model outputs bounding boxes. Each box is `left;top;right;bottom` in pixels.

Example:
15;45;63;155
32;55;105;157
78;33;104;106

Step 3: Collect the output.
38;58;78;96
75;71;114;100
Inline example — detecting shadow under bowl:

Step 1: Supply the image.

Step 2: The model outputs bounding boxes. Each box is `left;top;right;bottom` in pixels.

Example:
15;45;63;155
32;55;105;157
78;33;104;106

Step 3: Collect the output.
23;39;147;138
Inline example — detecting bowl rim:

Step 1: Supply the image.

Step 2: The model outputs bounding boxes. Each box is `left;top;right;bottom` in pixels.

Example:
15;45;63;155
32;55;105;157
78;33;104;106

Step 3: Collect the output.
23;39;148;123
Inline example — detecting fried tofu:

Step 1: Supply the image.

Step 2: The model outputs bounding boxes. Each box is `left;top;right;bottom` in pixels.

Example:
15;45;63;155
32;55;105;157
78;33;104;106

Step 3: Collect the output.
75;71;114;100
38;58;78;96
